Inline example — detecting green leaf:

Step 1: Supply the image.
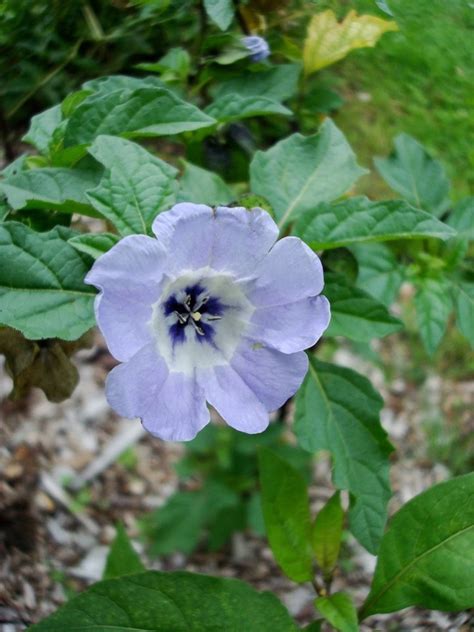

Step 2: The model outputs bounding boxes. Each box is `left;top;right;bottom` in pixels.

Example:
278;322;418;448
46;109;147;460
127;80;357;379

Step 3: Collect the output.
0;222;95;340
352;243;404;306
295;358;393;553
293;197;456;249
86;135;178;235
215;42;250;65
64;88;216;147
208;504;246;550
374;134;450;216
69;233;120;259
141;481;238;556
61;89;91;118
178;161;233;205
447;197;474;240
247;491;266;536
315;592;359;632
303;10;397;75
137;47;191;82
29;570;298;631
0;197;9;222
361;473;474;618
1;155;27;178
250;119;366;228
82;74;165;95
214;64;301;102
22;105;62;154
205;95;292;123
323;248;359;284
414;277;453;355
258;448;313;583
312;492;344;577
453;280;474;347
103;523;145;580
203;0;234;30
142;491;208;556
324;272;403;341
0;167;102;217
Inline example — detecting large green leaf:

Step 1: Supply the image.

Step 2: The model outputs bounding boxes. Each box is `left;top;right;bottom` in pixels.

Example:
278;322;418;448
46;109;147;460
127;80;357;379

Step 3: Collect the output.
324;273;403;341
82;74;165;95
312;492;344;578
178;161;234;205
447;197;474;240
214;64;300;102
205;95;292;123
315;592;359;632
0;222;95;340
293;197;456;249
295;358;393;553
414;277;453;355
69;233;120;260
259;448;313;583
374;134;450;216
352;243;404;306
361;473;474;618
103;523;145;580
453;280;474;347
29;570;298;631
250;120;366;227
203;0;234;30
0;167;102;217
64;88;216;146
87;135;178;235
22;105;62;154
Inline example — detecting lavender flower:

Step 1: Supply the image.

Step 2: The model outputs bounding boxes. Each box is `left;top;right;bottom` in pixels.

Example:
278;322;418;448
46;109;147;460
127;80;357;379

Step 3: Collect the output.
86;204;330;441
241;35;270;62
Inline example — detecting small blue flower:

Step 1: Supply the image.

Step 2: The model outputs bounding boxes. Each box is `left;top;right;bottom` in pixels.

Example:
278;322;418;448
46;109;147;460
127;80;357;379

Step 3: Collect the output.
86;204;330;441
241;35;270;62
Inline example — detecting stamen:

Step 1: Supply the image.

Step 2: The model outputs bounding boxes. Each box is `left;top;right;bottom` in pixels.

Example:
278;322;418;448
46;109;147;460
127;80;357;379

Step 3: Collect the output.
191;312;202;322
193;295;209;312
207;315;222;321
174;311;189;325
190;318;205;336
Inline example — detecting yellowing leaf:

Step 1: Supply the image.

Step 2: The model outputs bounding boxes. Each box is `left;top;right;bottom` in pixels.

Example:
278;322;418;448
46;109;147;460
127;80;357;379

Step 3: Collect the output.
303;10;398;75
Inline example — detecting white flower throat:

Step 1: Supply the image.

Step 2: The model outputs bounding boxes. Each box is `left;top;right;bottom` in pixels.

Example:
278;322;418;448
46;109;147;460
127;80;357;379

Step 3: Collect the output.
150;268;254;374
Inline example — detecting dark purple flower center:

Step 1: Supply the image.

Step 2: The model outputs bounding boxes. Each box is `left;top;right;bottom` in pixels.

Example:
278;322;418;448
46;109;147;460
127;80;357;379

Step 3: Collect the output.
163;283;224;345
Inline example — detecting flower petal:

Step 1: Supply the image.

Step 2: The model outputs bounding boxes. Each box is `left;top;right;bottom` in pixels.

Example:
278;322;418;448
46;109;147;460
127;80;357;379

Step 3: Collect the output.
246;236;324;307
85;235;167;361
231;343;309;411
152;203;278;276
202;342;308;433
202;364;270;434
107;344;209;441
247;295;331;353
106;343;168;419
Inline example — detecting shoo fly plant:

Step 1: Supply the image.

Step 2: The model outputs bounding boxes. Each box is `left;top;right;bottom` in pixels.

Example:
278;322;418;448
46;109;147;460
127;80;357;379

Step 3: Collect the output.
1;1;473;630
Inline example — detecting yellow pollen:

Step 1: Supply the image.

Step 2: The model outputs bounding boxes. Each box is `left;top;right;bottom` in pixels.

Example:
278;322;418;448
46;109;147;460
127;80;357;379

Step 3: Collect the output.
191;311;202;322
